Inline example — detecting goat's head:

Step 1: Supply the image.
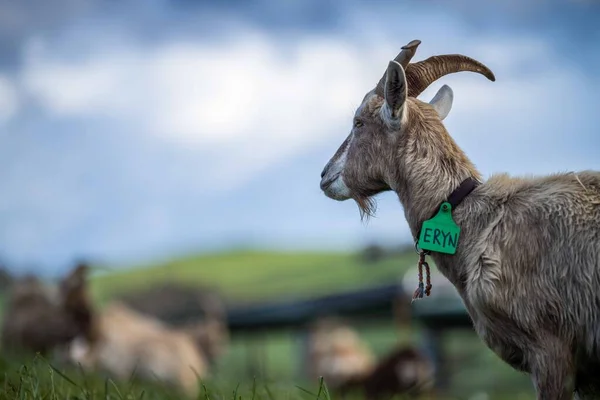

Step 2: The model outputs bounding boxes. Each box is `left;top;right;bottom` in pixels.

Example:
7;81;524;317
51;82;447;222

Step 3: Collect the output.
58;261;97;339
319;40;495;217
0;263;95;356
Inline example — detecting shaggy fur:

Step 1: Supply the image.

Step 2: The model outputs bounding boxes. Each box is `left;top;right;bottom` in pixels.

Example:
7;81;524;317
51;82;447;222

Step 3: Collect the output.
320;42;600;399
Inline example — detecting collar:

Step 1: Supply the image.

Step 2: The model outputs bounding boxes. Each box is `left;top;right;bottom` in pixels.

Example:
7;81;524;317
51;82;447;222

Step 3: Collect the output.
411;177;480;299
417;176;480;246
441;176;480;217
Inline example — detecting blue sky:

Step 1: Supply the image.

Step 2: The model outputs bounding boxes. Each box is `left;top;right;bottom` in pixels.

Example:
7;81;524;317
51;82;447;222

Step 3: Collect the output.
0;0;599;276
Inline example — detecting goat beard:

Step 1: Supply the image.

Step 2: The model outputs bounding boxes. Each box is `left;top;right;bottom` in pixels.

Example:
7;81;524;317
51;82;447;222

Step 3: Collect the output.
353;195;377;222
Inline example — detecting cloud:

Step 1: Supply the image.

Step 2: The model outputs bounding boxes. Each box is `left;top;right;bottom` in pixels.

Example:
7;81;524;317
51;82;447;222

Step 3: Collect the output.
19;23;596;191
1;3;599;273
19;30;382;191
0;75;19;124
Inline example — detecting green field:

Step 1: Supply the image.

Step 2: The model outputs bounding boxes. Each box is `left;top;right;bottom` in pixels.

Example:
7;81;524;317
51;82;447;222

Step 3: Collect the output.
0;249;536;399
88;249;416;304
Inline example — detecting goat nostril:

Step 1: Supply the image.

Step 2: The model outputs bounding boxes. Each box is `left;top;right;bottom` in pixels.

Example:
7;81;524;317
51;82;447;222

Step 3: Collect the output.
321;167;327;179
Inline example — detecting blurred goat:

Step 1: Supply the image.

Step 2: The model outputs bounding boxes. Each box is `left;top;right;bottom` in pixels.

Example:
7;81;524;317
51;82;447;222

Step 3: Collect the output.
119;282;230;368
0;264;91;357
69;301;209;397
306;318;434;399
337;346;435;400
180;290;230;368
67;274;228;397
305;318;375;390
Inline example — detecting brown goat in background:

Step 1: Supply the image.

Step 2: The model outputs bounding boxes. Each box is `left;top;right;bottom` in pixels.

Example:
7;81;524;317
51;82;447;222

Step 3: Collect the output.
0;264;91;357
119;282;230;367
337;346;434;400
305;318;375;389
69;300;211;398
66;270;229;398
305;317;434;399
320;38;600;399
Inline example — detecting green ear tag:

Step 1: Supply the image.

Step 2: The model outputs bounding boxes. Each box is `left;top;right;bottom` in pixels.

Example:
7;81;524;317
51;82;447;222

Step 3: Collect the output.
417;202;460;255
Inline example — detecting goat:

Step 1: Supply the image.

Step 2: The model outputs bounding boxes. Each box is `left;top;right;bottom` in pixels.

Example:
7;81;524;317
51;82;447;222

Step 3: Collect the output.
336;346;435;400
119;282;230;368
0;264;91;357
66;269;223;398
69;301;209;397
319;38;600;399
305;318;434;399
305;318;376;390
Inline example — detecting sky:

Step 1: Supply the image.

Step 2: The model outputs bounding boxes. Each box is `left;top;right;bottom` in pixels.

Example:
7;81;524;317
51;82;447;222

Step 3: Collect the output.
0;0;599;276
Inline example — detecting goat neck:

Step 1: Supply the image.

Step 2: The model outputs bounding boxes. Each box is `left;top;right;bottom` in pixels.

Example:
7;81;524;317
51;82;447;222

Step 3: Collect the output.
392;101;482;241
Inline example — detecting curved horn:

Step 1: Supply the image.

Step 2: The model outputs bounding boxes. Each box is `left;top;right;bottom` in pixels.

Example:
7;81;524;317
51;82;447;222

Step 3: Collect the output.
405;54;496;98
374;39;421;97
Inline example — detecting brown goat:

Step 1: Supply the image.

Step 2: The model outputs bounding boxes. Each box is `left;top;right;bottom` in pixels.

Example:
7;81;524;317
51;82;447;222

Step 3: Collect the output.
69;301;210;398
66;274;228;397
319;38;600;399
119;282;230;367
305;318;434;399
305;318;376;389
0;264;91;357
337;346;435;400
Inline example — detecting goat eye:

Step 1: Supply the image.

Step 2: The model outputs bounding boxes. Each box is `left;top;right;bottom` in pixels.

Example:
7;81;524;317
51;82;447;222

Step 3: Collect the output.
353;119;363;128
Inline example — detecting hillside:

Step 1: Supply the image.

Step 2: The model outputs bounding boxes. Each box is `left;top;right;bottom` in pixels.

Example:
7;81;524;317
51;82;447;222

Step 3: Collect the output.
89;249;417;305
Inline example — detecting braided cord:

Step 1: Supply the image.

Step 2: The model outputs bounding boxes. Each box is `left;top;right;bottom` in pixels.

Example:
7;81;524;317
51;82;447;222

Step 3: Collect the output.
412;252;432;302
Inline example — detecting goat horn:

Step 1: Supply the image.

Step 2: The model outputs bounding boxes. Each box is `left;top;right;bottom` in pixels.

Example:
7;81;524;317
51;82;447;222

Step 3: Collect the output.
405;54;496;98
374;39;421;97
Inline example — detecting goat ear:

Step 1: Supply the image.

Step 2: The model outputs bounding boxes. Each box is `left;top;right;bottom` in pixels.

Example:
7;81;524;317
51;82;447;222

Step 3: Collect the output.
384;60;408;120
429;84;454;121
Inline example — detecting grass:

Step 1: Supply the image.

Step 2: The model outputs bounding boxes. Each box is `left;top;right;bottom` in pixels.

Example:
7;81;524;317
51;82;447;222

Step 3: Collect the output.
0;319;536;399
0;354;341;400
0;249;537;399
0;351;536;400
2;351;458;400
213;322;535;400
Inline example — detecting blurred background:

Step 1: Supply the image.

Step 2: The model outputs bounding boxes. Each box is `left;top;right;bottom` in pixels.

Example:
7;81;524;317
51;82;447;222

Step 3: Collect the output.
0;0;599;399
